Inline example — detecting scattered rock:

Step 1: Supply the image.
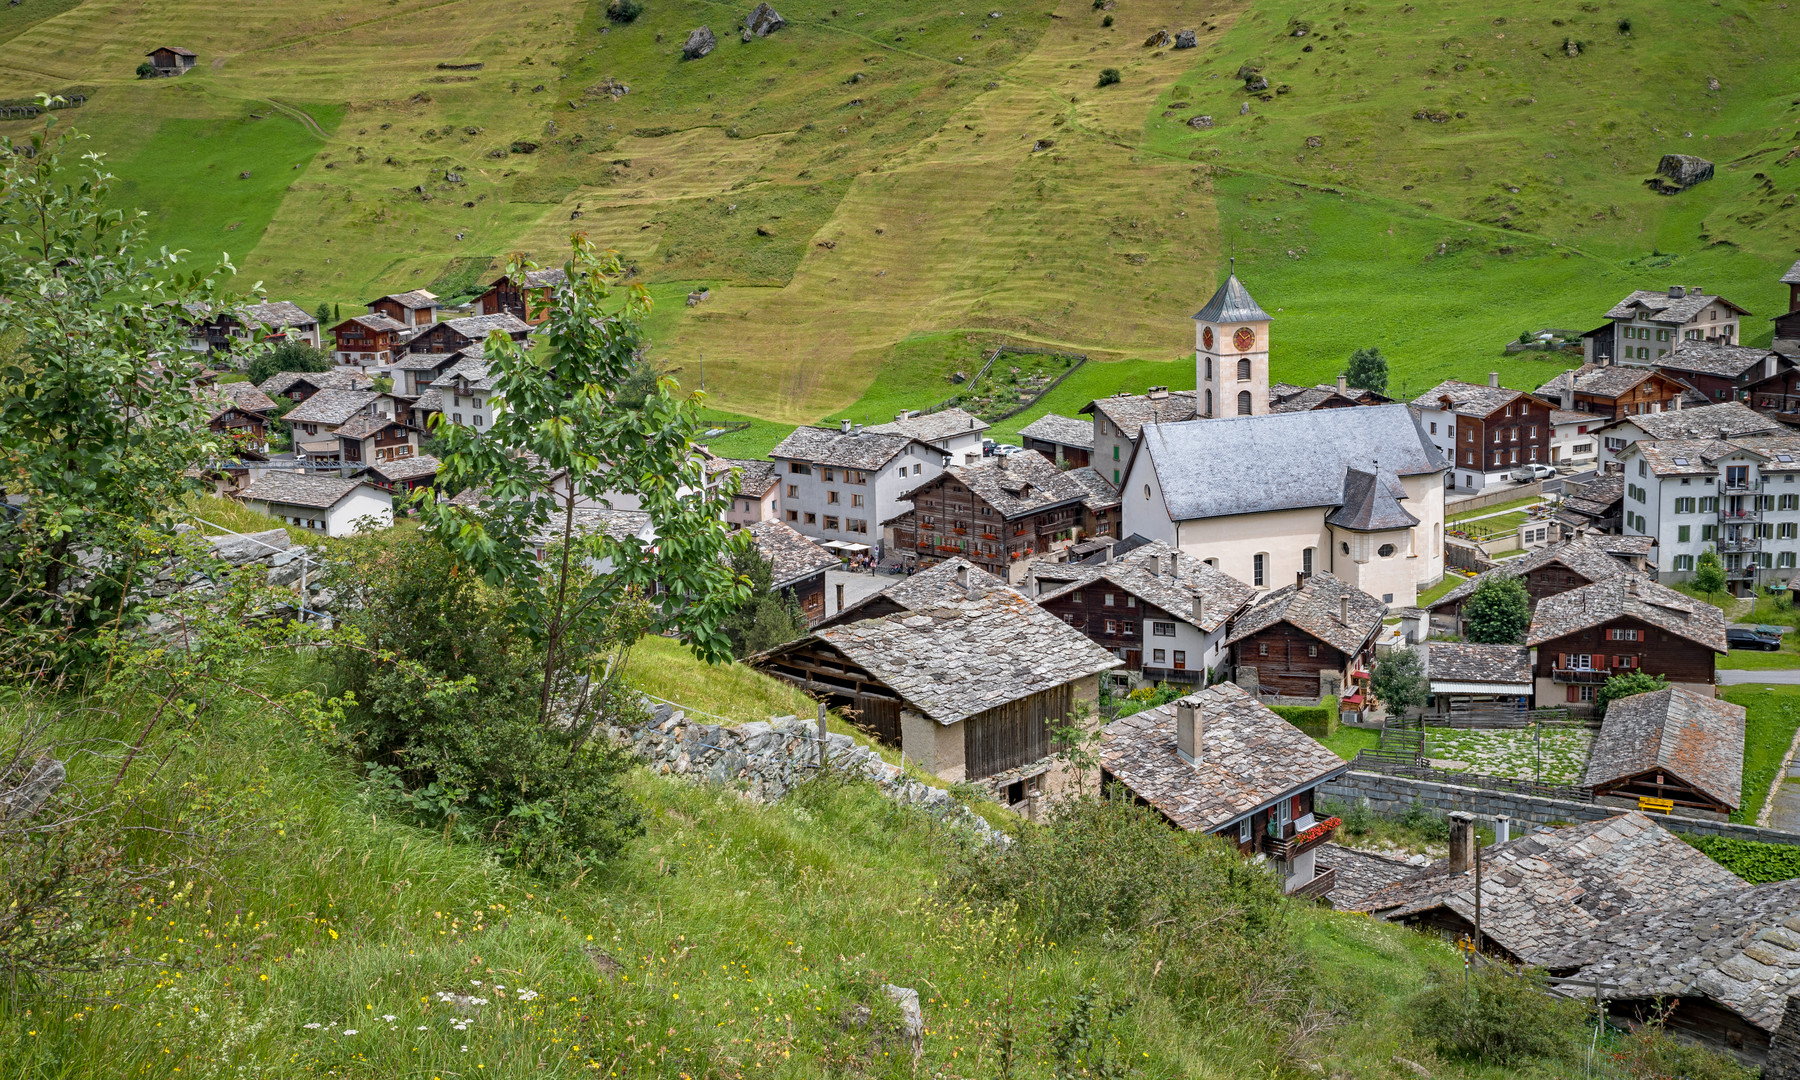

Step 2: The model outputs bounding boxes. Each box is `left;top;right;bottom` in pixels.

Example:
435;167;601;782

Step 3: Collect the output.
1648;153;1713;194
1;755;65;820
586;948;623;977
847;71;865;83
745;2;785;37
445;172;463;183
755;224;772;236
740;26;753;42
1143;28;1170;47
1413;109;1451;123
884;985;925;1065
1391;1057;1431;1079
238;170;252;179
1032;138;1055;151
682;25;717;59
1305;135;1323;148
1173;29;1196;48
588;76;630;99
1187;114;1213;129
509;140;540;154
1244;73;1269;92
1707;75;1721;91
437;61;484;71
1239;101;1250;115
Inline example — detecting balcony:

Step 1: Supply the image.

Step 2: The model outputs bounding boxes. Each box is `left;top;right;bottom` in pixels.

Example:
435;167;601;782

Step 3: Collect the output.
1723;479;1764;492
1140;665;1202;684
1288;866;1338;901
1718;507;1762;522
1552;668;1612;684
1717;536;1762;553
1262;817;1340;861
1727;565;1762;580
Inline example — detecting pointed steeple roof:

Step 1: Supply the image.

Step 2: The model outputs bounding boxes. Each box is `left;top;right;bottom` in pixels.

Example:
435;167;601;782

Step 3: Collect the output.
1191;263;1273;323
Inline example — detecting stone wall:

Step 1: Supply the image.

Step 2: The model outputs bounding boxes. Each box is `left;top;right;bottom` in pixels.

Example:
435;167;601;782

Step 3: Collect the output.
1321;770;1800;847
616;703;1007;845
1770;994;1799;1080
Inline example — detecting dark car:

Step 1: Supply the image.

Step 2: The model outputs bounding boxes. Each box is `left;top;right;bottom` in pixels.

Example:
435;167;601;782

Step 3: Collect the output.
1725;628;1782;652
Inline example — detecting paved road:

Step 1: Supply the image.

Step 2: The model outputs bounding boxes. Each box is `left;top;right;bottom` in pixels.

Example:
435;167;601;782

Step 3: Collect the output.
1717;668;1800;685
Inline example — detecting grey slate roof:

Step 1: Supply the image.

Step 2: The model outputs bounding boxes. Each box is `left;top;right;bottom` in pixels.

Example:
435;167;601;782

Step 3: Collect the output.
1079;390;1200;440
1138;405;1446;523
359;454;440;483
439;313;532;339
1191;273;1273;324
1225;572;1386;656
766;583;1122;726
721;458;778;498
822;557;1016;627
1783;259;1800;286
1536;363;1666;401
1559;474;1625;518
906;450;1089;521
1527;575;1728;653
1618;400;1785;441
414;388;445;414
540;508;654;546
1411;378;1533;417
1424;642;1532;687
369;289;439;310
769;426;932;471
1267;385;1352;413
1548;878;1800;1034
501;268;567;288
257;369;373;396
1352;812;1747;966
1321;844;1422;911
205;382;277;416
1551;408;1610;426
240;472;379;510
240;300;316;330
1017;413;1095;449
1098;682;1347;833
1064;465;1120;510
1583;687;1744;809
744;519;839;589
1036;538;1255;634
395;344;481;372
1426;535;1636;613
333;414;414;440
1630;438;1746;478
340;313;410;334
1658;340;1783;379
863;407;989;443
430;357;494;393
1605;288;1749;324
284;389;387;427
1324;468;1419;532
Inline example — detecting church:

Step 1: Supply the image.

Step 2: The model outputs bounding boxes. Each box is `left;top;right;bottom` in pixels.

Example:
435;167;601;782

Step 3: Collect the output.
1193;267;1274;419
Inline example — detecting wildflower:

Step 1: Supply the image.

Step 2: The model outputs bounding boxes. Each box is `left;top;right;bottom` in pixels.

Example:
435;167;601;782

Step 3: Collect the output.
343;1029;358;1036
303;1023;322;1030
470;980;482;986
417;1026;428;1031
382;1015;397;1022
517;989;539;1002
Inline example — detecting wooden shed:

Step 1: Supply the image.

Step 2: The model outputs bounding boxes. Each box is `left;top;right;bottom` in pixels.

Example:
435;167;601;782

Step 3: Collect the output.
146;47;197;75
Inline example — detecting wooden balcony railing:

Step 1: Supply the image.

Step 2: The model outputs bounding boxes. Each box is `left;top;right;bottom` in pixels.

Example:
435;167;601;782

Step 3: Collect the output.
1551;668;1611;684
1288;866;1337;901
1262;817;1339;861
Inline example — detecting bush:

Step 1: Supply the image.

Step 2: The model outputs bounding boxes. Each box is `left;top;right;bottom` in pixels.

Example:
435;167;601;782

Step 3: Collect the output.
1097;67;1121;87
1594;670;1667;719
606;0;643;22
136;61;157;79
1607;1016;1758;1080
1684;833;1800;883
1271;703;1336;738
1408;963;1588;1064
1617;16;1632;34
1114;682;1182;717
1400;797;1449;841
1464;573;1530;644
1102;14;1114;26
1693;547;1726;594
247;340;333;386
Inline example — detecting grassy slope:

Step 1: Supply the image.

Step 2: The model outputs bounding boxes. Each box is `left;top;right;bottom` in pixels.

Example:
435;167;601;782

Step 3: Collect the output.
1719;683;1800;824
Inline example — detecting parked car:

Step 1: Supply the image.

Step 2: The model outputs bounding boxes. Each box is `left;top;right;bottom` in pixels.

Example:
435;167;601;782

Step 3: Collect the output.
1512;464;1557;481
993;443;1023;456
1725;627;1782;651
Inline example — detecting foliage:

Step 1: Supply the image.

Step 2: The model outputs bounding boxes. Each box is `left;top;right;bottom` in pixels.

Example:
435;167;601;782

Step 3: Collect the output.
721;542;809;658
1371;648;1428;717
1344;346;1389;395
1271;701;1337;738
245;338;332;386
1407;963;1588;1065
1462;573;1530;644
1693;547;1727;594
1400;797;1450;842
1606;1008;1757;1080
606;0;643;23
1048;987;1133;1080
1683;833;1800;883
1594;670;1667;719
1101;14;1113;26
314;301;333;326
1096;67;1121;87
134;61;155;78
0;119;241;679
1112;682;1181;717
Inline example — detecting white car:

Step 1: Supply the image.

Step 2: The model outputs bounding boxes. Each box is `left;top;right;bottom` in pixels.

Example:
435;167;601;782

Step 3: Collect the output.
1512;464;1556;481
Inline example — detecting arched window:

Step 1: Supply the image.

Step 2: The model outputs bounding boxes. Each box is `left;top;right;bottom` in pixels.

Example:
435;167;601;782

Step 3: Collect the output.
1302;547;1315;576
1237;358;1252;381
1204;389;1213;417
1252;552;1267;587
1204;357;1213;379
1237;390;1253;415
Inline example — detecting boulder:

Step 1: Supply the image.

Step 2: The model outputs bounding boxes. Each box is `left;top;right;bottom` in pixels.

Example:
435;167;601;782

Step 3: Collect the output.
1187;114;1213;129
1143;28;1170;47
208;528;290;565
1244;73;1269;92
682;25;716;59
1652;153;1714;193
1173;29;1196;48
1305;134;1323;148
745;2;785;37
883;985;925;1064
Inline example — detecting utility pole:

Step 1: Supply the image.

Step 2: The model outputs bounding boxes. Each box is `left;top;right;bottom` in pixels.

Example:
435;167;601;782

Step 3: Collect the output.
1473;835;1484;956
817;701;829;771
699;351;705;392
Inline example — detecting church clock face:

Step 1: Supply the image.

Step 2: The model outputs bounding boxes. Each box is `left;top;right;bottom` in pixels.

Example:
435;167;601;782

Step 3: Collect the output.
1233;326;1256;352
1202;326;1213;350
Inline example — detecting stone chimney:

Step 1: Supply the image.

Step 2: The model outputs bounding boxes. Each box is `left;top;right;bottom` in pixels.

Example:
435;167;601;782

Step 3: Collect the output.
1488;371;1501;388
1337;374;1349;395
1495;815;1511;844
1176;702;1200;764
1669;285;1686;299
1169;551;1180;576
1340;595;1350;626
1192;594;1205;626
955;563;970;591
1769;354;1779;381
1447;812;1475;873
840;419;853;434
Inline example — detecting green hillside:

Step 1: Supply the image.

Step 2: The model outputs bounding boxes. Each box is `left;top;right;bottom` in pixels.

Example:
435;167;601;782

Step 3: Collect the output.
3;0;1798;426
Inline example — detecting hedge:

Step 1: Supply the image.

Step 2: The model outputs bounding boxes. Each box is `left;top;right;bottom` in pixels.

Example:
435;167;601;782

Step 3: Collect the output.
1271;701;1338;739
1683;834;1800;883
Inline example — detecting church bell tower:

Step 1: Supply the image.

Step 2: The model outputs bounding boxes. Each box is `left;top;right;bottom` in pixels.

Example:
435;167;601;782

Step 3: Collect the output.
1193;261;1273;418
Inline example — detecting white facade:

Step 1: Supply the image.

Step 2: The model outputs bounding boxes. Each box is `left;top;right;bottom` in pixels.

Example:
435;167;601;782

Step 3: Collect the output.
1619;444;1800;593
774;440;949;552
1614;296;1741;362
248;485;394;538
1551;412;1604;467
1195;314;1270;419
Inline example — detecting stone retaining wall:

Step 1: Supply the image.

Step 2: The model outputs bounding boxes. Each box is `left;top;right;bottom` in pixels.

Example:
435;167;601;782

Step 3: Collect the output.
1321;770;1800;847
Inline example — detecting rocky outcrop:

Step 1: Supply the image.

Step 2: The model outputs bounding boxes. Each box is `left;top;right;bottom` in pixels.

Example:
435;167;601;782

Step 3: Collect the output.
1143;28;1170;47
1187;114;1214;129
682;26;716;59
1648;153;1714;195
745;3;785;37
1173;29;1196;48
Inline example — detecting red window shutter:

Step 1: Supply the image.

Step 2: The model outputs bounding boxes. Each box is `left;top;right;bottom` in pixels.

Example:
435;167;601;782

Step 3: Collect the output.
1559;653;1568;669
1566;686;1580;703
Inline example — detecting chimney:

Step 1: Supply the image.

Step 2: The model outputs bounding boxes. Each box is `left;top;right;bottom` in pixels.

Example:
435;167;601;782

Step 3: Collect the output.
1447;812;1475;873
1769;354;1779;381
955;563;970;591
1692;286;1704;297
1297;571;1307;589
1192;594;1205;625
1669;285;1686;299
1488;371;1500;388
1337;374;1349;395
895;412;906;422
1495;815;1511;844
1628;577;1640;596
1175;702;1199;764
840;419;853;434
1340;595;1350;625
1673;394;1682;411
1169;551;1180;576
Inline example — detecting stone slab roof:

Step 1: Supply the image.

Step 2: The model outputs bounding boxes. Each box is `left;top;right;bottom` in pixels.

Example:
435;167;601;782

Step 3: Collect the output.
911;450;1090;521
206;381;277;416
369;289;439;310
766;583;1122;726
1548;878;1800;1034
257;370;373;397
284;389;387;427
822;557;1015;627
721;458;778;498
1783;259;1800;286
1426;535;1636;612
1552;408;1610;426
1036;538;1255;634
1064;465;1120;510
395;344;481;372
332;414;414;441
240;472;379;510
770;426;929;471
1324;467;1419;532
1631;437;1748;478
744;519;839;590
1658;340;1782;378
1584;686;1744;809
430;357;494;393
540;508;654;546
1527;574;1728;653
1605;288;1748;324
1139;405;1445;522
440;313;532;338
1078;390;1199;440
1099;682;1347;833
863;407;989;443
414;388;444;414
1560;474;1625;517
1411;379;1534;417
1537;363;1664;401
1192;273;1273;323
1352;812;1746;966
499;268;566;288
1018;412;1095;449
1595;533;1655;557
1322;843;1424;911
240;300;316;329
1225;572;1386;656
359;454;439;483
338;313;410;334
1620;400;1785;442
1424;642;1532;686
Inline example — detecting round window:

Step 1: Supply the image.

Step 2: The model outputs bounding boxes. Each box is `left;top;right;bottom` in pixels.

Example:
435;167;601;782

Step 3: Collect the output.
1202;325;1214;350
1233;326;1256;352
1340;542;1350;555
1378;543;1397;557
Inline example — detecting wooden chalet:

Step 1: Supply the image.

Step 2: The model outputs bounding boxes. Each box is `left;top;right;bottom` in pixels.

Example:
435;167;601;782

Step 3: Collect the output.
366;290;440;328
1653;340;1789;405
1583;686;1743;816
474;268;566;325
257;369;374;404
1270;377;1393;414
202;382;277;451
357;454;440;496
331;314;410;369
743;519;839;625
1425;534;1638;635
145;46;196;75
334;414;422;469
399;313;531;362
1411;377;1557;478
1016;413;1093;467
1225;572;1385;705
1536;362;1690;421
885;449;1098;582
1526;575;1727;711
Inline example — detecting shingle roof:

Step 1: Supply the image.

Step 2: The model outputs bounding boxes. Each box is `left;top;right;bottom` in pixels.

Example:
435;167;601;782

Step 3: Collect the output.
911;450;1090;521
1064;465;1119;510
1036;538;1255;634
1617;400;1785;441
1783;259;1800;286
1605;289;1748;323
721;458;778;497
1595;533;1655;557
257;369;373;396
1537;363;1665;401
414;388;445;414
1139;405;1445;523
1560;474;1625;517
1424;642;1532;686
764;585;1122;725
1017;413;1095;449
1551;408;1610;426
1225;572;1386;655
821;557;1015;627
240;300;316;330
1353;812;1746;965
338;313;410;334
1527;575;1728;652
1584;687;1744;809
1267;385;1347;413
1078;390;1200;440
359;454;440;483
769;426;931;471
394;344;481;372
536;508;655;546
369;290;439;310
1099;682;1347;833
1547;878;1800;1034
498;268;566;289
240;472;380;510
284;389;387;427
863;407;989;443
1324;468;1419;532
332;414;414;440
152;46;197;56
1630;438;1747;478
1192;273;1273;323
1657;340;1782;379
744;519;839;589
1426;535;1636;612
1410;379;1532;417
430;357;493;393
439;313;532;338
205;381;277;416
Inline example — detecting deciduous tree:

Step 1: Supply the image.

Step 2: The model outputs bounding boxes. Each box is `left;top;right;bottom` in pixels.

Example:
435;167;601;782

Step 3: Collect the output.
1371;647;1428;718
1344;346;1389;395
1463;573;1530;644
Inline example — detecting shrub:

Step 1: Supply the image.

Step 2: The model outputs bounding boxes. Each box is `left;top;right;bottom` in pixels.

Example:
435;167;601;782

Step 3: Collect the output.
1344;346;1389;395
606;0;643;22
1608;1014;1758;1080
1097;68;1122;87
1464;573;1530;644
1400;797;1449;841
1693;547;1726;594
722;543;809;658
1371;648;1428;717
1102;14;1114;25
1270;703;1336;738
1408;963;1588;1064
1594;670;1667;719
1616;16;1632;34
136;61;157;79
1684;834;1800;883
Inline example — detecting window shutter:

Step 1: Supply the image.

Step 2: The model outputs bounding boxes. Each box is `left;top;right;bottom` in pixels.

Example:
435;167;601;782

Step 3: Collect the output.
1566;686;1580;703
1559;653;1568;669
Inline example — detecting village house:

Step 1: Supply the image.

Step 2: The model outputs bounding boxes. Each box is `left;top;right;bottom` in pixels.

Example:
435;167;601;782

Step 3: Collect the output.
330;313;410;371
1549;407;1609;467
1650;340;1790;405
241;301;322;349
721;459;780;527
201;382;278;452
1527;574;1727;710
1269;376;1393;413
743;519;839;625
183;300;320;356
1584;686;1743;818
1424;533;1641;635
1017;413;1093;468
366;290;440;328
1193;270;1272;420
356;454;440;497
1593;399;1786;470
334;414;422;470
815;557;1005;629
237;473;393;537
1421;642;1534;719
257;369;373;405
864;407;990;466
1410;376;1557;492
144;46;196;75
417;356;496;430
190;446;270;497
1099;682;1349;897
1226;572;1385;705
1593;286;1750;362
1079;388;1199;488
768;423;949;553
1121;405;1447;608
750;575;1121;794
474;268;566;324
398;312;532;362
1032;538;1255;688
886;449;1100;582
1536;362;1691;422
1066;466;1121;542
1615;434;1800;592
393;344;477;399
1554;474;1626;534
283;389;397;461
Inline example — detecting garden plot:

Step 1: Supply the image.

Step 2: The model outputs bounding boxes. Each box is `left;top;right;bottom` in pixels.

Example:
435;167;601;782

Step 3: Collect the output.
1424;727;1595;786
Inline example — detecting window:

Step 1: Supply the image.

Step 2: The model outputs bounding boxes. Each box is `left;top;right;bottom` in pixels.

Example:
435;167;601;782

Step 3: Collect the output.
1430;422;1437;434
1307;643;1318;657
804;512;816;525
452;413;463;424
1204;357;1212;379
1120;620;1135;635
1702;524;1717;541
786;484;798;498
1257;643;1268;656
1782;552;1798;569
1677;525;1690;543
1607;628;1641;641
1152;648;1166;664
1144;485;1151;499
1675;497;1695;514
786;510;798;522
1237;390;1253;415
1204;389;1213;416
1152;622;1175;637
1673;554;1694;571
1105;619;1117;635
913;464;922;475
1103;593;1115;607
821;468;835;482
1302;547;1314;575
1114;469;1121;484
1252;552;1266;587
1237;358;1252;381
1377;543;1396;557
790;462;810;474
1239;819;1252;844
850;493;864;507
1783;523;1799;540
1112;445;1120;460
823;516;840;530
1700;497;1718;513
472;414;483;426
847;518;868;534
1340;541;1350;555
826;490;839;504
